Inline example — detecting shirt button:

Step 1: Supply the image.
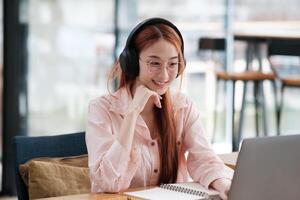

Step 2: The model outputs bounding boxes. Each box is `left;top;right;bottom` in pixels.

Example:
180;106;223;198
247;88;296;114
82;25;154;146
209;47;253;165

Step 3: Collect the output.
151;142;155;146
154;169;158;173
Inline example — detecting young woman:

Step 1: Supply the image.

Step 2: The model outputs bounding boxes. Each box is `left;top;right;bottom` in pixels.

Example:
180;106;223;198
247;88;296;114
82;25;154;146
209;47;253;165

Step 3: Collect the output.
86;18;233;199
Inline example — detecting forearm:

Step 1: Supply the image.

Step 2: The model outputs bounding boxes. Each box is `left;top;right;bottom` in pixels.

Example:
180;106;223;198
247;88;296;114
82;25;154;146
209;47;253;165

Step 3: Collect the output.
118;110;139;151
87;109;141;192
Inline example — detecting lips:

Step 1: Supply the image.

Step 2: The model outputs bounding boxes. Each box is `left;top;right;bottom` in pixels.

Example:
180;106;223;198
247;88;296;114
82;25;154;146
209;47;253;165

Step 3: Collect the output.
152;80;168;88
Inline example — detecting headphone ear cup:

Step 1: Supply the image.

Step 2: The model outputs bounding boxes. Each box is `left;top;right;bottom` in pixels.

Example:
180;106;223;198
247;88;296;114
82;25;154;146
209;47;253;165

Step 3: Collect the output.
119;49;129;74
128;49;139;77
119;48;139;78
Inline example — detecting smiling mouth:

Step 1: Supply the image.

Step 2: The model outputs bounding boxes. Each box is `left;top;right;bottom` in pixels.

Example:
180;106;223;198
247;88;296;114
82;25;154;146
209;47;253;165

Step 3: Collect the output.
152;80;168;88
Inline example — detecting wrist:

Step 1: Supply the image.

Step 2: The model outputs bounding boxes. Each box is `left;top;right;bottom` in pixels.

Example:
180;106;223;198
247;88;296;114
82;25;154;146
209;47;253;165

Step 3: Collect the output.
124;109;140;118
211;178;231;190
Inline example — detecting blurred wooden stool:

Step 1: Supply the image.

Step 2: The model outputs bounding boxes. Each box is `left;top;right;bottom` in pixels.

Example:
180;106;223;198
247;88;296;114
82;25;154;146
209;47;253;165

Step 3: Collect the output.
268;39;300;134
199;38;277;151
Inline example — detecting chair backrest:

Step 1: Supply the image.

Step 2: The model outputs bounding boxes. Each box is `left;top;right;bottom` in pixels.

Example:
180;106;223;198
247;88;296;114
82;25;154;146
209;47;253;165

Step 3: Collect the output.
198;37;226;51
13;132;87;200
267;40;300;77
268;39;300;57
198;37;226;71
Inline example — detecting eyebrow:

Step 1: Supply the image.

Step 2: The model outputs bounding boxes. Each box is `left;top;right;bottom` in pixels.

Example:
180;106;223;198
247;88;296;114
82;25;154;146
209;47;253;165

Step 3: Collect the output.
147;55;179;60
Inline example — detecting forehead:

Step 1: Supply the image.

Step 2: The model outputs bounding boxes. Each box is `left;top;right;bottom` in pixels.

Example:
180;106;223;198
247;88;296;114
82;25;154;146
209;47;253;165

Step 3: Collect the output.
140;39;178;59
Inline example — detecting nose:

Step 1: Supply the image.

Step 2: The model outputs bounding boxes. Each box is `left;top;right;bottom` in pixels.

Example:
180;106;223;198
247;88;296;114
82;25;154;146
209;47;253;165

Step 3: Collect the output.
157;66;169;81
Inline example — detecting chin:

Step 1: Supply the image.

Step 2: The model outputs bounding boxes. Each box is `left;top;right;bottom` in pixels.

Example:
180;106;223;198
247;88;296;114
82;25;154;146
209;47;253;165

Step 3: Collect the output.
155;88;168;95
146;85;168;95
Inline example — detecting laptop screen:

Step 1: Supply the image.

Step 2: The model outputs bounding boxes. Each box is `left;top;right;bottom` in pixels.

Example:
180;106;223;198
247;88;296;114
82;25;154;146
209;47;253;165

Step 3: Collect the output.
228;135;300;200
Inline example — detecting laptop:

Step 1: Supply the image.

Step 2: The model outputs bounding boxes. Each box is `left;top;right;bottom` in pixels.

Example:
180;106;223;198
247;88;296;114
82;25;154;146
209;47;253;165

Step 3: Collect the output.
228;134;300;200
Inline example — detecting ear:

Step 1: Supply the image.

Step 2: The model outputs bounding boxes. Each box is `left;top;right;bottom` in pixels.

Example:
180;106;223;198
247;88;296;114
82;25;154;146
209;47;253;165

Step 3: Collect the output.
176;60;186;78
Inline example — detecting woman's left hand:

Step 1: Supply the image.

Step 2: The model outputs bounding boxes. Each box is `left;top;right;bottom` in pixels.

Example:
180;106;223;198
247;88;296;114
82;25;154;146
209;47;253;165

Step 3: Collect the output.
210;178;231;200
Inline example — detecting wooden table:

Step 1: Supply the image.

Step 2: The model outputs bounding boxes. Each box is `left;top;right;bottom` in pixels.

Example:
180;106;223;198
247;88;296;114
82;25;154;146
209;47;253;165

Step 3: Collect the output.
38;152;238;200
218;151;238;169
233;21;300;41
38;193;126;200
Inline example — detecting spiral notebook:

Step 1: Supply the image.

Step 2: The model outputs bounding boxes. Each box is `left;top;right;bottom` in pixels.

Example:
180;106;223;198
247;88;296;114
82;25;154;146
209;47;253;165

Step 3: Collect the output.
124;182;221;200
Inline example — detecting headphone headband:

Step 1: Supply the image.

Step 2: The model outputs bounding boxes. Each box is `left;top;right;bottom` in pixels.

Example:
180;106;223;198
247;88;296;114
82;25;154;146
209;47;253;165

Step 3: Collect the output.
125;17;184;53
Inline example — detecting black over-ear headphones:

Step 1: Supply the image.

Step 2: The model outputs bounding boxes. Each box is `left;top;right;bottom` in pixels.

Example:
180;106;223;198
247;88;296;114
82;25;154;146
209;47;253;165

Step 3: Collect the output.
119;17;185;78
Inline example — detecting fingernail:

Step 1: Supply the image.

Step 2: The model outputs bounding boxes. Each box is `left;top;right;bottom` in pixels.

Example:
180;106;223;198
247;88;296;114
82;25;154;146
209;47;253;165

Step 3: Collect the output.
159;96;162;100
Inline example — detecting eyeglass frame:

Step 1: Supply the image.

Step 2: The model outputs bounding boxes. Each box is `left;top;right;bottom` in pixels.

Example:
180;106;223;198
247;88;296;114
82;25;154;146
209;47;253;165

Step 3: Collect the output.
139;57;181;75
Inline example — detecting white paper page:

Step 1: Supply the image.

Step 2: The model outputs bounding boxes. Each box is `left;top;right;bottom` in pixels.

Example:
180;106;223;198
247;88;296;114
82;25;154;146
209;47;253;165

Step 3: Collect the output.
124;187;205;200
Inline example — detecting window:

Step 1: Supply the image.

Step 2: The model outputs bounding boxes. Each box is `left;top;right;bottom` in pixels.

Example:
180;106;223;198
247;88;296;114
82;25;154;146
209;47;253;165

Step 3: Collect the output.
27;0;114;135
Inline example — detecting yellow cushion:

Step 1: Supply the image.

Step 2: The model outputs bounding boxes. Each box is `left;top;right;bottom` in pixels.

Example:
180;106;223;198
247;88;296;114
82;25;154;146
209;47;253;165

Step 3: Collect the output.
19;155;90;199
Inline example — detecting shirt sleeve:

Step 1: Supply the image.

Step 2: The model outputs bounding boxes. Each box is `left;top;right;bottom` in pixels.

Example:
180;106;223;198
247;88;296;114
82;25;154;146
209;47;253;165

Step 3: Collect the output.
182;97;234;189
85;98;141;193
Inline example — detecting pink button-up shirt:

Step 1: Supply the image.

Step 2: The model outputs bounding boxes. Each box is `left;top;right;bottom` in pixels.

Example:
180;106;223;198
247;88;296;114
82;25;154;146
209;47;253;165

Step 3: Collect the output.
86;87;233;193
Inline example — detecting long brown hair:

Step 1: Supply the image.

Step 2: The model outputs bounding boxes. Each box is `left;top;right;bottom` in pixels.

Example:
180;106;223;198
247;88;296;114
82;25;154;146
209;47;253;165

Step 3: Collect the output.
108;23;185;183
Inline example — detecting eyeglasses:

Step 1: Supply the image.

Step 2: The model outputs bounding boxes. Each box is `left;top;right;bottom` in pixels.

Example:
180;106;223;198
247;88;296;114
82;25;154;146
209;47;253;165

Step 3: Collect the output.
139;58;180;75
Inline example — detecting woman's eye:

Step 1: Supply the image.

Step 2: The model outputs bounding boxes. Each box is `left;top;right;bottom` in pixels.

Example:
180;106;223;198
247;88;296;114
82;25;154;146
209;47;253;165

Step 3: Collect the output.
150;62;161;66
169;63;178;67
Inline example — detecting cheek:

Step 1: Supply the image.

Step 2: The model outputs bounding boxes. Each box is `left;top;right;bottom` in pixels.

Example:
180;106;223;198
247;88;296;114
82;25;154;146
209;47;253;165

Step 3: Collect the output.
139;75;151;84
139;66;153;79
170;74;177;81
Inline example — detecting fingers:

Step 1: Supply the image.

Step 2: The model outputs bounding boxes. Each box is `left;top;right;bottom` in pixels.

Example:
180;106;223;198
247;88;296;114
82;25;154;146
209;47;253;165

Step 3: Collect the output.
133;85;164;111
210;178;231;200
139;85;162;109
219;192;228;200
151;93;162;108
129;85;162;114
220;188;229;200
